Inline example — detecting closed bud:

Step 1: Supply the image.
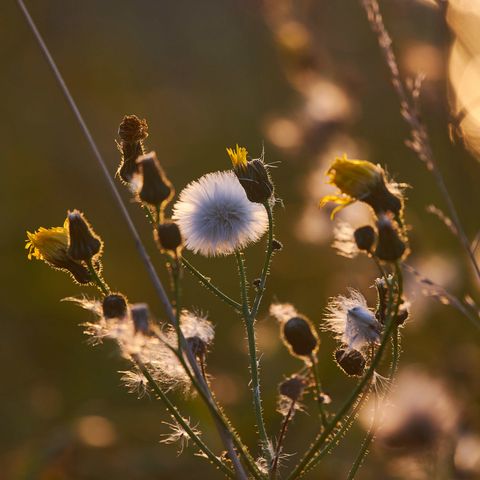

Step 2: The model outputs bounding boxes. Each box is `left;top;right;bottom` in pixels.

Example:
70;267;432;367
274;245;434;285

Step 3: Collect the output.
131;303;151;334
102;293;128;319
137;152;174;207
117;115;148;183
227;145;274;203
279;375;306;402
354;225;376;252
374;214;406;262
335;348;366;376
155;221;183;255
282;315;319;358
67;210;102;262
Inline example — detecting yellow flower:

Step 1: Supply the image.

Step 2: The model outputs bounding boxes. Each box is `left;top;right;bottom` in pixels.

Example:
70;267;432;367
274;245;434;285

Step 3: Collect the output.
226;144;248;170
321;154;402;218
26;219;91;284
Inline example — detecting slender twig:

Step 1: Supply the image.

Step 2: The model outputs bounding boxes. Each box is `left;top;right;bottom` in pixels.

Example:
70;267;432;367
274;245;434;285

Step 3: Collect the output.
359;0;480;283
16;3;248;477
235;250;272;466
270;401;295;479
309;354;328;427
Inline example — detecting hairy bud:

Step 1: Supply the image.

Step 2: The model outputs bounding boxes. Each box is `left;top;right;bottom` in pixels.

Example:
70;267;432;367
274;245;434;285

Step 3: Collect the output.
279;375;306;402
282;315;319;358
67;210;102;262
374;214;406;262
155;221;183;255
354;225;376;252
335;348;366;377
102;293;128;319
137;152;174;208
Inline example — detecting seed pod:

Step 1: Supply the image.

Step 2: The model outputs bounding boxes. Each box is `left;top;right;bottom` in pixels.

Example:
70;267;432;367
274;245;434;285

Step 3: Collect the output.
354;225;376;252
374;214;406;262
335;348;366;377
137;152;174;208
102;293;128;319
155;221;183;255
131;303;150;335
67;210;102;262
279;375;306;402
282;315;319;357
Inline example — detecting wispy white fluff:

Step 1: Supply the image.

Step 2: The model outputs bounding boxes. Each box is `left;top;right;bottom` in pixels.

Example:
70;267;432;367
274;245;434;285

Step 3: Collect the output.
180;310;214;345
172;171;268;256
332;221;359;258
323;289;381;352
269;303;298;324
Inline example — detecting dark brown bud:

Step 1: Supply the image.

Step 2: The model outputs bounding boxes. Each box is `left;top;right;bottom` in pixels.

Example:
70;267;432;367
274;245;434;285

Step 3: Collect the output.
235;158;274;204
117;115;149;183
67;210;102;262
354;225;376;252
187;336;207;359
155;221;183;254
282;315;319;357
335;348;366;377
374;214;406;262
137;152;174;207
131;303;150;334
272;239;283;251
279;375;306;402
102;293;128;319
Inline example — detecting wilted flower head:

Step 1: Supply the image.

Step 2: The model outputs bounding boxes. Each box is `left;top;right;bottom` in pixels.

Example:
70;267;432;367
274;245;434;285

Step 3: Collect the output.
227;144;274;204
323;289;382;352
172;171;268;256
26;219;91;284
362;369;459;453
321;154;402;217
155;221;183;257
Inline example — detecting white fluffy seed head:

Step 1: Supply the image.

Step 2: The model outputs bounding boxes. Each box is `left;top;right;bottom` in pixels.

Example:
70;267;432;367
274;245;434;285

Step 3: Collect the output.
180;310;214;345
323;288;381;352
172;171;268;256
269;303;299;324
332;221;359;258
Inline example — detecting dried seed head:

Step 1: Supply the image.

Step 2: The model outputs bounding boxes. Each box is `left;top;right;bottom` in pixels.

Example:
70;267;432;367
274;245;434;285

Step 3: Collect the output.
335;348;366;376
354;225;376;252
136;152;174;208
102;293;128;319
279;375;307;402
227;145;274;204
130;303;151;335
155;221;183;255
282;315;319;358
374;214;407;262
118;115;149;144
67;210;102;262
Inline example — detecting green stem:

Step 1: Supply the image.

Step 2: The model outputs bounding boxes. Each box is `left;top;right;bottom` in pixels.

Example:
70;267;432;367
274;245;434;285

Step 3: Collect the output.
271;401;295;479
309;354;328;427
251;202;274;319
181;257;242;311
133;355;235;479
86;259;110;295
235;250;272;466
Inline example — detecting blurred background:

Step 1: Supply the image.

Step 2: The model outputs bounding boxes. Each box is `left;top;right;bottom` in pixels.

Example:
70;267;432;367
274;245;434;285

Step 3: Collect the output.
2;0;480;478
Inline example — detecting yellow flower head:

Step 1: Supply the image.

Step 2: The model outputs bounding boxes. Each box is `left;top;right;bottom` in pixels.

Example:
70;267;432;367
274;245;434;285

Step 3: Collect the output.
321;154;402;218
226;144;248;170
26;220;70;263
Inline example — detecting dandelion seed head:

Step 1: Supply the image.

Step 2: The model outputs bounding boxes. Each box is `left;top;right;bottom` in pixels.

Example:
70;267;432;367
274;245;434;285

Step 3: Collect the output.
324;289;381;351
160;418;201;455
180;310;214;346
172;171;268;256
119;369;148;398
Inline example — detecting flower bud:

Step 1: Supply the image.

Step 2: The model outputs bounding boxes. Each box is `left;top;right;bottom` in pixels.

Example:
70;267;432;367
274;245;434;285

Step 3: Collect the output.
155;221;183;255
335;348;366;376
102;293;128;319
137;152;174;208
117;115;148;183
227;145;274;203
374;214;406;262
67;210;102;262
131;303;150;334
282;315;319;357
279;375;306;402
354;225;376;252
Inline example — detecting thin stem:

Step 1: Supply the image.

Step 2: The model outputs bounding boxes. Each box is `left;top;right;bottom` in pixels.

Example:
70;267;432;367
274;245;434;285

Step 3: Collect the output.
270;401;295;479
16;3;248;476
346;390;379;480
86;259;110;295
359;0;480;283
309;354;328;427
181;256;242;311
251;202;275;319
235;250;272;466
132;355;235;479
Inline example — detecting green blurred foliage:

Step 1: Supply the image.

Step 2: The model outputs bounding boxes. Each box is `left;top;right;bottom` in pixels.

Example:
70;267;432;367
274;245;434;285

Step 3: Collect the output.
2;0;480;479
